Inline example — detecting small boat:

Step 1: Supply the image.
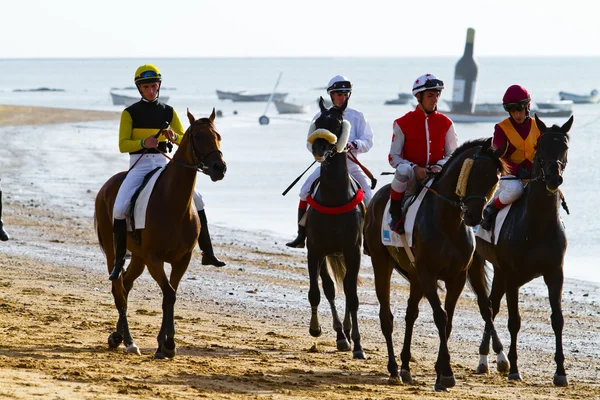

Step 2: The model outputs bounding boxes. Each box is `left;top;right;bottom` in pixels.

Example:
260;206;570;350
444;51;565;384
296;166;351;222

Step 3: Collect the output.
445;101;572;123
122;95;170;107
274;100;310;114
558;89;600;104
110;91;169;107
384;92;413;105
216;90;288;102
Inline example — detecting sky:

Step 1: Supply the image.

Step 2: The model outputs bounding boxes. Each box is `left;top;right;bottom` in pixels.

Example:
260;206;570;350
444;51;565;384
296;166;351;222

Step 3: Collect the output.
2;0;598;58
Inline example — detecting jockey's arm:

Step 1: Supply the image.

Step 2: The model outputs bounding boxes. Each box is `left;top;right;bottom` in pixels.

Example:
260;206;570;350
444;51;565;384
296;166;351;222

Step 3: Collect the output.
433;123;459;169
351;112;374;154
169;110;185;145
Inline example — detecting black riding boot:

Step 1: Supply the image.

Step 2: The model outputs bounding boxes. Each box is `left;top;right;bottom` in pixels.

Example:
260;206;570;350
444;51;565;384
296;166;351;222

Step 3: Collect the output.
198;209;226;267
480;203;500;231
286;209;307;248
108;219;128;281
0;191;9;241
389;198;405;234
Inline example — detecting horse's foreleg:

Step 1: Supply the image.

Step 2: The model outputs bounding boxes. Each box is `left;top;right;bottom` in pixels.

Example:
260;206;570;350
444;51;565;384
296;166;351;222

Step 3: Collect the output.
343;248;365;360
400;279;423;385
488;267;509;372
112;256;145;355
421;277;454;392
320;266;348;351
544;270;568;386
146;260;176;359
307;251;322;338
505;283;522;381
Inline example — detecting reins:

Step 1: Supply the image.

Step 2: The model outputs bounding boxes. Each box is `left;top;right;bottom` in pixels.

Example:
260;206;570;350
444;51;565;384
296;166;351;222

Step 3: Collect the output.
347;150;377;189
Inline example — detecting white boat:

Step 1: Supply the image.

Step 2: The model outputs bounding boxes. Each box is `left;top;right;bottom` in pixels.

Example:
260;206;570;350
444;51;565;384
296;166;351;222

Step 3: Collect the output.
384;92;413;105
111;90;169;106
558;89;600;104
445;101;572;123
274;100;310;114
216;89;287;102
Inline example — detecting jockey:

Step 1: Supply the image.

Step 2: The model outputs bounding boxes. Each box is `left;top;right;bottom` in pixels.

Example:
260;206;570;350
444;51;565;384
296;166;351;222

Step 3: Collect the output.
109;64;225;281
388;73;458;234
0;180;9;241
286;75;375;248
480;84;539;231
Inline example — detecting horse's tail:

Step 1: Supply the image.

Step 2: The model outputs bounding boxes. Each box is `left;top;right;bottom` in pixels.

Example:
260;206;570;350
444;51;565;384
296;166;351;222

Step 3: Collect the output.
324;255;364;293
466;251;491;298
93;210;106;256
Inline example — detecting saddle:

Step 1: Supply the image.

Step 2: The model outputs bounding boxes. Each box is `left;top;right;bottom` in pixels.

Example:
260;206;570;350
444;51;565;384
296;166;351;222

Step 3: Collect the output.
126;165;166;244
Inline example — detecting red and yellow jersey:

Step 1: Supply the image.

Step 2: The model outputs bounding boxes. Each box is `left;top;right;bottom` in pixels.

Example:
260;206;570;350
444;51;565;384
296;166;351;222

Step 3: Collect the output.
493;117;540;175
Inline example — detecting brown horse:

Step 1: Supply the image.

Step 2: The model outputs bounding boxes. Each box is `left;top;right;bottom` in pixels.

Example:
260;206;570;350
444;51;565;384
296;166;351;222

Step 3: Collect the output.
364;138;507;390
468;115;572;385
94;109;226;358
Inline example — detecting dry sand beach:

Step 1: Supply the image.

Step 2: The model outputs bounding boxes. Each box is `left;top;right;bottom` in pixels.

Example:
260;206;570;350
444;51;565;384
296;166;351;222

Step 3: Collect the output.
0;105;599;399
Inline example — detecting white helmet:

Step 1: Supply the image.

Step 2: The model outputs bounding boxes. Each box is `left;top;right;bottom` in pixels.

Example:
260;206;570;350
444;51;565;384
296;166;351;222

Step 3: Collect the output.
327;75;352;94
412;73;444;96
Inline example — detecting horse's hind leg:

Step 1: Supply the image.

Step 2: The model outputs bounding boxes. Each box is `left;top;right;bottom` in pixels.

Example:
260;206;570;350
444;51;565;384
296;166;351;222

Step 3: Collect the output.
320;266;349;351
544;269;568;386
505;282;523;381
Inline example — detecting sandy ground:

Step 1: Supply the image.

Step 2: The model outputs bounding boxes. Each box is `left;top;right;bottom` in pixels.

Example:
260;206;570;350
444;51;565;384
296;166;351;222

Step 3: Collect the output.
0;105;599;400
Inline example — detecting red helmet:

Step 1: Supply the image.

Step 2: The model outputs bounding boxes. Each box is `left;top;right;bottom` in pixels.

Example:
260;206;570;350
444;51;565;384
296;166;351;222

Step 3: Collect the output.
502;85;530;105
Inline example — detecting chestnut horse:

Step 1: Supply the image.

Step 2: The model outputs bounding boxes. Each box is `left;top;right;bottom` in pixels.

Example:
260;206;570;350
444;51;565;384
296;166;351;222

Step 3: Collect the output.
305;97;366;359
468;115;572;385
364;138;507;390
94;109;226;358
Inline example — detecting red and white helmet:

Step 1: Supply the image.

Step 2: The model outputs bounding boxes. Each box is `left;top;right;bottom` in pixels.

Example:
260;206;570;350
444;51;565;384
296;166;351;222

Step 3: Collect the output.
412;73;444;96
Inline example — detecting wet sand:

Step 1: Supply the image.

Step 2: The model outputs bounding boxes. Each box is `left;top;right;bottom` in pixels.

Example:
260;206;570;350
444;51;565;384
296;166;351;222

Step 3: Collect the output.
0;105;599;399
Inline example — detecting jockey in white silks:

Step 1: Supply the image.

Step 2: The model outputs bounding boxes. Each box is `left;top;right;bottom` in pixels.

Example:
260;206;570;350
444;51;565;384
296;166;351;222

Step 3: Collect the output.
286;75;374;248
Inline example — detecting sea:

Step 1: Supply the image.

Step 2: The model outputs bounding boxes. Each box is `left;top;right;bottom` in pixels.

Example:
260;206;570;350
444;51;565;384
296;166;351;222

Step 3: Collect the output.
0;57;599;283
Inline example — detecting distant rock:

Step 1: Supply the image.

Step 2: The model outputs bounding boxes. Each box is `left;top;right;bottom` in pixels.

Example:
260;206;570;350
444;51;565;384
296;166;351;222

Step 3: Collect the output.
13;87;65;92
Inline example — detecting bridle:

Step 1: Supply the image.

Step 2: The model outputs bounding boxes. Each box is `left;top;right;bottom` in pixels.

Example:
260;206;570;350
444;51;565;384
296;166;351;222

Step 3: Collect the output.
171;119;223;174
532;131;568;191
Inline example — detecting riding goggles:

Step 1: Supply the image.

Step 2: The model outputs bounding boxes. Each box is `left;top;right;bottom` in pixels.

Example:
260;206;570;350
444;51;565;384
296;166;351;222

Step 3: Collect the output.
503;102;528;112
327;81;352;93
136;70;161;80
414;78;444;92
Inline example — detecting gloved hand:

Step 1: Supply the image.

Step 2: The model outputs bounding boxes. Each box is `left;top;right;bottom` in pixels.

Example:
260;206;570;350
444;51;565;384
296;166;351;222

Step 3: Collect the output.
345;141;357;152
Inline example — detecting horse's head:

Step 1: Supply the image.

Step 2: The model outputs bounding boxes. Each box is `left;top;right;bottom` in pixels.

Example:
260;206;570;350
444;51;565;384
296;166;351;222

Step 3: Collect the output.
533;114;572;193
177;108;227;181
306;97;350;161
444;137;508;226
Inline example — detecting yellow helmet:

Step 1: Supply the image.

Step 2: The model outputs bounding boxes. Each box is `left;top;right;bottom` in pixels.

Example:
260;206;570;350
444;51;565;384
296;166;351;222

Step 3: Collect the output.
134;64;162;84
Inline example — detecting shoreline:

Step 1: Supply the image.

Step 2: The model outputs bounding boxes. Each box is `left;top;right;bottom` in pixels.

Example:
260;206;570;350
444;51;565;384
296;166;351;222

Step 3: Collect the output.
0;105;599;399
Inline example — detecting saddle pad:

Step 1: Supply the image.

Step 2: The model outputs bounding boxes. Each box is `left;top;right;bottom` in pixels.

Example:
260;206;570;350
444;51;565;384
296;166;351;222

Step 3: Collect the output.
381;181;431;248
130;166;166;231
474;204;511;245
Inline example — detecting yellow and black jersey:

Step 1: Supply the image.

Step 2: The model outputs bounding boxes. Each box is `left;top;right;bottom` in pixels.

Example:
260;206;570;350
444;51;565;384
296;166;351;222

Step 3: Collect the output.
118;100;185;154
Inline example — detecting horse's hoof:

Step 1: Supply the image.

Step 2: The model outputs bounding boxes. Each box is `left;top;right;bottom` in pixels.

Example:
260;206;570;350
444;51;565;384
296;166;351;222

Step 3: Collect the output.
434;383;450;392
553;373;568;386
508;372;522;381
154;351;167;359
476;363;489;375
497;360;510;374
309;327;322;338
352;349;366;360
336;339;351;351
108;332;123;349
125;343;141;355
440;374;456;388
161;343;176;359
400;368;413;384
388;376;402;385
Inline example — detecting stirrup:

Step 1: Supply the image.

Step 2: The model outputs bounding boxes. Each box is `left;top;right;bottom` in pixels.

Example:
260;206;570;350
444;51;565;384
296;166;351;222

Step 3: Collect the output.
390;216;405;234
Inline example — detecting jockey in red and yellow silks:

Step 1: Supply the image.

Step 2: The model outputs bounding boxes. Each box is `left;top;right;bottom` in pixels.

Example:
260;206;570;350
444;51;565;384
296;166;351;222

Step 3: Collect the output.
387;74;458;234
480;84;540;231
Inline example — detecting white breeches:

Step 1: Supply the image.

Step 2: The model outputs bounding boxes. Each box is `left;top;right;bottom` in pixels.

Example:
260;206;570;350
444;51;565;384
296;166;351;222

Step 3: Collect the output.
113;154;205;220
391;163;418;195
494;175;524;205
299;163;372;206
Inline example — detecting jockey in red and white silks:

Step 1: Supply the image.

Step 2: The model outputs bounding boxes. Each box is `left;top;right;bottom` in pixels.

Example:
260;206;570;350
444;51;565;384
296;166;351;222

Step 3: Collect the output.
300;106;374;205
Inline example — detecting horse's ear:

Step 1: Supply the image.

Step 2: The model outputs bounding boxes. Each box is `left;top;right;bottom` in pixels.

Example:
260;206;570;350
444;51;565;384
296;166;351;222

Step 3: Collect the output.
534;113;547;132
482;137;493;153
561;115;574;133
209;108;216;122
187;108;195;125
318;96;327;113
494;140;509;159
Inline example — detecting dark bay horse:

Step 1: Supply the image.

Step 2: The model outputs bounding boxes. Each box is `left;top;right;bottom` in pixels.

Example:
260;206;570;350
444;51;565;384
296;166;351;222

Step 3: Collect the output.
365;138;507;390
305;97;366;359
94;109;226;358
468;115;572;385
